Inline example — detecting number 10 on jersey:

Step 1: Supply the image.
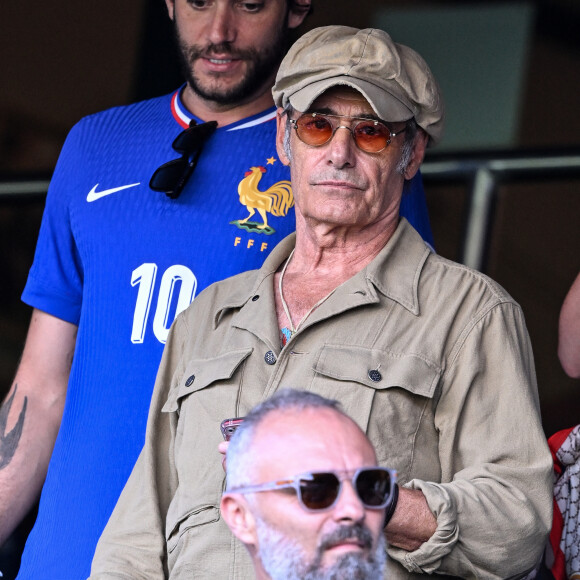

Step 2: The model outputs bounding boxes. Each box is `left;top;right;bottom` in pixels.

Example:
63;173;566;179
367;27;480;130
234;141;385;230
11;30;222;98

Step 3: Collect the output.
131;263;197;344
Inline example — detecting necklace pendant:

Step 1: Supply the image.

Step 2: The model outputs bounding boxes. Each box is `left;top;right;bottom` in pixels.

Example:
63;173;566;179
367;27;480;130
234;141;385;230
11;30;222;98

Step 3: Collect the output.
280;327;294;347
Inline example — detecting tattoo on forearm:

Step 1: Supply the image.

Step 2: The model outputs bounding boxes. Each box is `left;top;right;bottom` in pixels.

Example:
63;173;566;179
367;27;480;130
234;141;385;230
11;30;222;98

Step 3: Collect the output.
0;384;28;470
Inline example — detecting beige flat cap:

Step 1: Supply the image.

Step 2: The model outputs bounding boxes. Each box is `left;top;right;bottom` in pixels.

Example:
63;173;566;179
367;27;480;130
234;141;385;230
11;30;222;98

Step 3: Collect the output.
273;26;445;144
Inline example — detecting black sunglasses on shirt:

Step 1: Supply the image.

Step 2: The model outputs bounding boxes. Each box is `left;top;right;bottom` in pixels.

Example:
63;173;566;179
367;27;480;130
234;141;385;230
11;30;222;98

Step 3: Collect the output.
150;119;218;199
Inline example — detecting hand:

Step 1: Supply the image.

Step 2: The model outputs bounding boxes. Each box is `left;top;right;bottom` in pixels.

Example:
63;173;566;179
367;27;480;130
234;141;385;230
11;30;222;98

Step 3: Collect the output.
218;440;229;472
385;487;437;551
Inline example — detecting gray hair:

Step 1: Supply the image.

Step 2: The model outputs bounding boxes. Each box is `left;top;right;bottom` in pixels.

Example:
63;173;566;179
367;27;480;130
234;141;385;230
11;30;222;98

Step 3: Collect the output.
226;389;343;490
282;104;294;162
396;118;419;176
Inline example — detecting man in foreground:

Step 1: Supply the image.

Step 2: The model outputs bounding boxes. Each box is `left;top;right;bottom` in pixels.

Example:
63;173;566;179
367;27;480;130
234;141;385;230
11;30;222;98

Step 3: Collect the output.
221;389;390;580
90;26;552;578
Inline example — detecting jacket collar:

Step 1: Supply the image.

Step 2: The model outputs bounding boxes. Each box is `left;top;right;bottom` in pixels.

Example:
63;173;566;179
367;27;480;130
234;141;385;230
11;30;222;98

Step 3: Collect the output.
213;219;431;328
363;218;431;316
212;233;296;329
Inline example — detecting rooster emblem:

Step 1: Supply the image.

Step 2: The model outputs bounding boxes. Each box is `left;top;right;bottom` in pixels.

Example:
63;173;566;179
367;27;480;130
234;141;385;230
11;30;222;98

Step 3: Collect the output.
231;166;294;234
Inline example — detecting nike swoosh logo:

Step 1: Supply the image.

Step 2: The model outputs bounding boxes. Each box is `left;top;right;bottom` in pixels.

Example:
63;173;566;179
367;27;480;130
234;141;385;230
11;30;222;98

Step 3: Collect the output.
87;182;140;202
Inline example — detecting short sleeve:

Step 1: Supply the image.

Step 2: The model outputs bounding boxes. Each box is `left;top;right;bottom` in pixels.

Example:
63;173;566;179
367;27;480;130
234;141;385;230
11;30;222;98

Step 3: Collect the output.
21;122;85;324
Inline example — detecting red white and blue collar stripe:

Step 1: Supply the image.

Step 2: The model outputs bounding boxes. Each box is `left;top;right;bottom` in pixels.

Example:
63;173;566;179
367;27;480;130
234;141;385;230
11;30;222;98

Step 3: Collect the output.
170;87;277;131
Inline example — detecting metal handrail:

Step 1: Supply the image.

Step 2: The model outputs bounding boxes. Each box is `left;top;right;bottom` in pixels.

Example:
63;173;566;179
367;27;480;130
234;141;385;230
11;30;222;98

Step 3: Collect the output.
2;148;580;272
421;148;580;270
0;174;51;198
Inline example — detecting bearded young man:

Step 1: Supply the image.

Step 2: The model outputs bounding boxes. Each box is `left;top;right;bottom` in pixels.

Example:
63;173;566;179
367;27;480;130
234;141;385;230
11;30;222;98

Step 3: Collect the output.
3;3;343;579
1;8;437;578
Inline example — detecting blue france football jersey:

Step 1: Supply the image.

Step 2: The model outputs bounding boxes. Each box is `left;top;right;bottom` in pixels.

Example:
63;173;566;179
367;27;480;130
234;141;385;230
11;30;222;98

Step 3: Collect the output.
18;88;433;579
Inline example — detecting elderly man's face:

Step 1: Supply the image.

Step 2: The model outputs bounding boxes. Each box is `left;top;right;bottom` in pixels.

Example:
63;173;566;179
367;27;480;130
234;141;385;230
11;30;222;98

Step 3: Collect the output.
277;87;426;234
242;408;387;580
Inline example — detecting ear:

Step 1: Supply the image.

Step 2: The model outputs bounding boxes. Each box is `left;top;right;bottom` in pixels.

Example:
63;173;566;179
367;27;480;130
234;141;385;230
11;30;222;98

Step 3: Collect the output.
165;0;175;21
221;494;258;547
287;0;311;29
403;130;429;181
276;108;291;166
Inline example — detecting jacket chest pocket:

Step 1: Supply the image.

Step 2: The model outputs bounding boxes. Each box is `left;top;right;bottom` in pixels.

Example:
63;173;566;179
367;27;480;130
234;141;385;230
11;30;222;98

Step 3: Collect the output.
311;344;441;480
162;347;254;422
161;348;253;545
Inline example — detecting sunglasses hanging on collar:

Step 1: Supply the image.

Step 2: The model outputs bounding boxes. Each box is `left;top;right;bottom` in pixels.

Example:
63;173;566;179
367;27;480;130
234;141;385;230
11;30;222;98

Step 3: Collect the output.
150;119;218;199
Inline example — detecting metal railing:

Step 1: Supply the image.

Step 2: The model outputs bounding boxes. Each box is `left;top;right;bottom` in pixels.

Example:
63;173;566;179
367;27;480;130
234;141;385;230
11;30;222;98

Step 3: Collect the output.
2;147;580;272
422;147;580;270
0;174;51;198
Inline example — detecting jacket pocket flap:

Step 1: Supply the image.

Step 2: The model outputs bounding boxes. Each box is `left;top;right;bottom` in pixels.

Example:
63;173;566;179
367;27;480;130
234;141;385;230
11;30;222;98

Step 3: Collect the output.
313;344;440;398
166;505;220;549
163;348;253;412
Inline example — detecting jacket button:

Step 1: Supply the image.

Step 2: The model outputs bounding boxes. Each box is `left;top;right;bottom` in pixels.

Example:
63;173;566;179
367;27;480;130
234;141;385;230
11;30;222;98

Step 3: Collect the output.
368;369;382;382
185;375;195;387
264;351;277;365
252;295;260;302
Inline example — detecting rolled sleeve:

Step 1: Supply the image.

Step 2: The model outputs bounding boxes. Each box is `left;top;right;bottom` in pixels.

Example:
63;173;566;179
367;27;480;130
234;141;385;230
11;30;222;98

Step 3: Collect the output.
388;481;459;573
390;301;553;578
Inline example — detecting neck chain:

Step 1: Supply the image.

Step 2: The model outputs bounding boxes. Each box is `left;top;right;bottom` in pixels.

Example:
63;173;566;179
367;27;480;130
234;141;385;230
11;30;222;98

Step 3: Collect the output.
278;249;336;344
279;249;296;337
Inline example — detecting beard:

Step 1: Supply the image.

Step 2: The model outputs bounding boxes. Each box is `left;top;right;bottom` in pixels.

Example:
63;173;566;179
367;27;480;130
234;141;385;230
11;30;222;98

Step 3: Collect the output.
254;518;387;580
173;20;289;106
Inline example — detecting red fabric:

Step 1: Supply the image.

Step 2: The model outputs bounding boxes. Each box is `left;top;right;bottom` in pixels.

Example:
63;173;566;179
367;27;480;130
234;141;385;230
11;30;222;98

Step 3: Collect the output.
547;426;576;580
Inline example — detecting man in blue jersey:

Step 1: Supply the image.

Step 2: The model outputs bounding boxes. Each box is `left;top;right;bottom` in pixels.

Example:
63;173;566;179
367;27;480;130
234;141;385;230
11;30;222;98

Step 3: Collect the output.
0;2;434;579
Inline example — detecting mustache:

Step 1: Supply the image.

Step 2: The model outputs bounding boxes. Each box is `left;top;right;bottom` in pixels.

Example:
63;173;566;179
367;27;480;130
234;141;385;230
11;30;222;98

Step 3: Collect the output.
309;172;368;189
318;523;374;552
186;42;257;61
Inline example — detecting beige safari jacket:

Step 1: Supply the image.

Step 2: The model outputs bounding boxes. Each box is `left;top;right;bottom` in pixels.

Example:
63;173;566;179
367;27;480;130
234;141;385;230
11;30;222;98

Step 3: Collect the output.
90;219;552;580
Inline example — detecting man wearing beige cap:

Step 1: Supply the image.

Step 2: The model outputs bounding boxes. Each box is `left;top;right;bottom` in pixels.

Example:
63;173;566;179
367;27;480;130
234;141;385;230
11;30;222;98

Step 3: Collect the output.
89;26;552;579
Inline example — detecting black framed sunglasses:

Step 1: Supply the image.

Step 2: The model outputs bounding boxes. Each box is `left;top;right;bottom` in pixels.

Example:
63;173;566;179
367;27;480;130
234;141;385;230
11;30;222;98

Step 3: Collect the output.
290;113;405;153
150;119;218;199
229;467;396;512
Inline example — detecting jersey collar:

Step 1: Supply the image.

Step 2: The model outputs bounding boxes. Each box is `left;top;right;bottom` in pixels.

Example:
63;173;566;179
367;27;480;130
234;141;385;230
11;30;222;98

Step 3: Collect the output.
170;86;277;132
